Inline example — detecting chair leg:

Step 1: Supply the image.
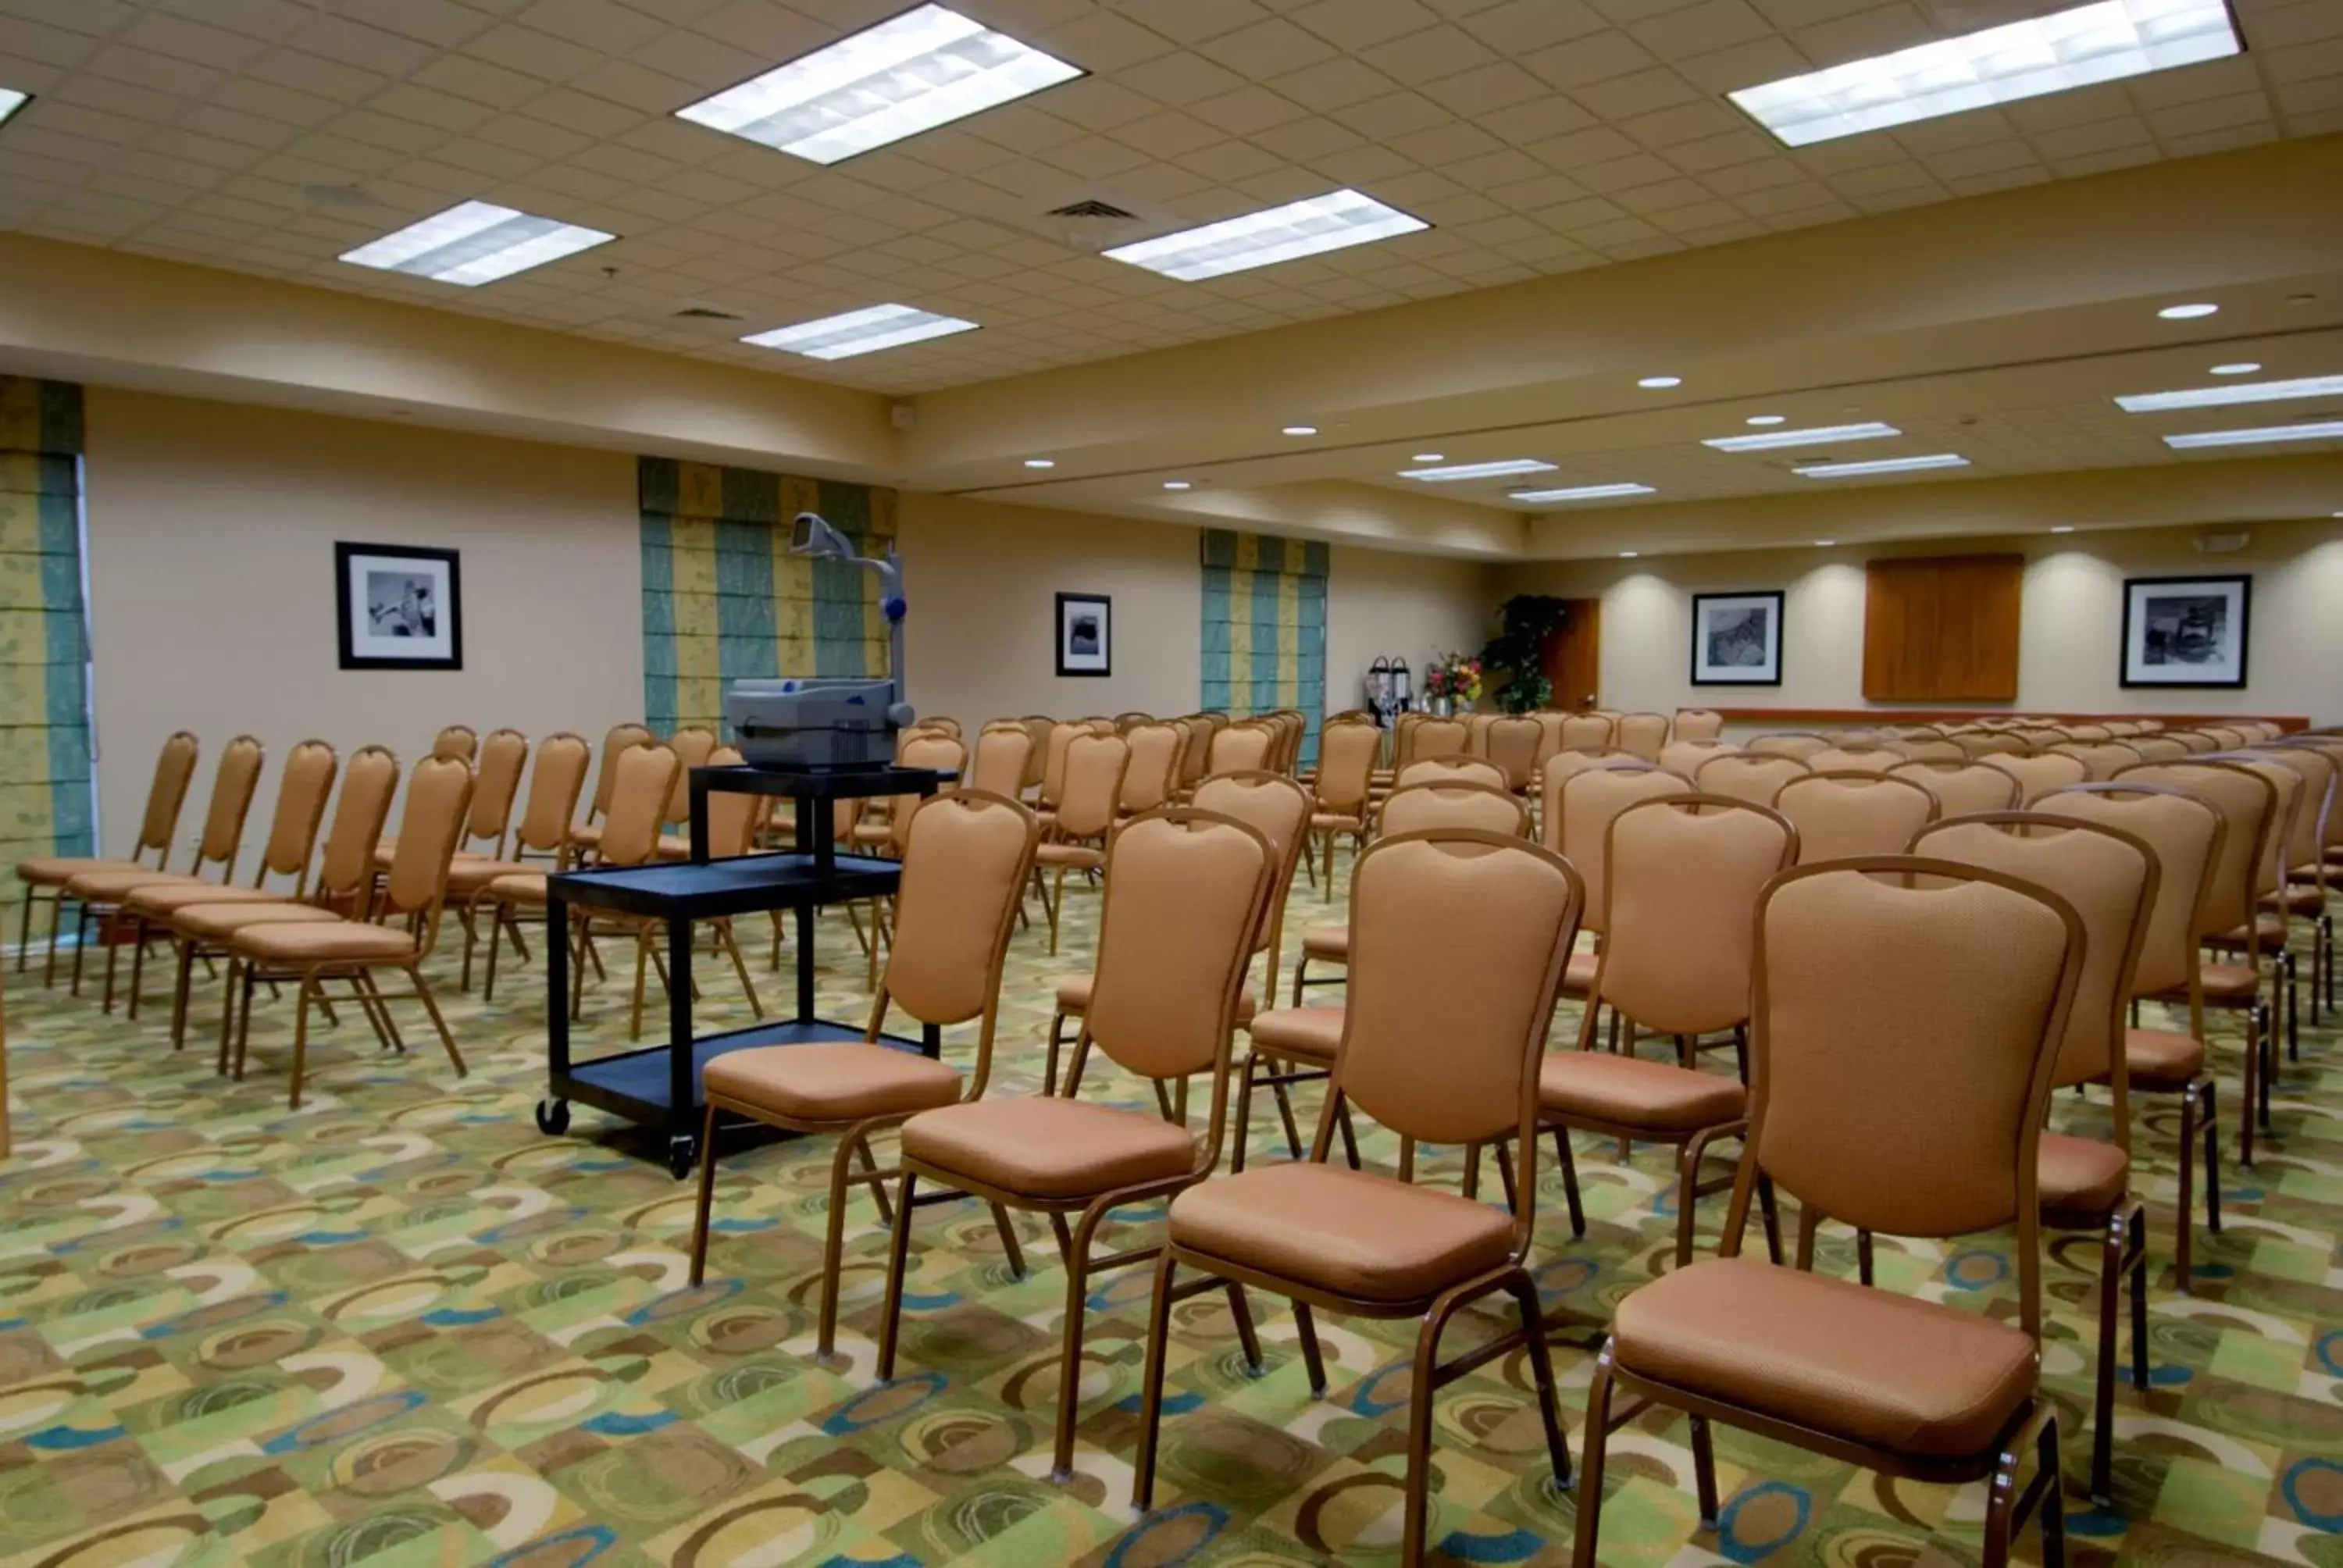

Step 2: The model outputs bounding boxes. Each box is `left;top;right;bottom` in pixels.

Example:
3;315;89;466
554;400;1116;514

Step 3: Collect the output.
815;1124;879;1362
629;929;652;1041
1570;1348;1619;1568
1689;1414;1720;1528
1290;952;1310;1007
126;916;152;1018
2202;1081;2223;1238
360;971;406;1052
2240;1002;2260;1167
1503;1270;1571;1491
1044;1010;1068;1096
1400;1288;1468;1568
2128;1203;2151;1395
1857;1230;1876;1286
406;964;467;1078
875;1172;919;1380
688;1103;721;1290
991;1203;1028;1278
15;883;31;971
1554;1126;1585;1237
1048;867;1067;955
45;891;64;987
483;900;506;1001
2090;1209;2121;1505
1271;1075;1305;1160
287;970;318;1109
717;921;763;1018
169;938;195;1050
1293;1299;1328;1397
458;904;479;992
1232;1051;1257;1174
1131;1248;1179;1512
216;956;241;1075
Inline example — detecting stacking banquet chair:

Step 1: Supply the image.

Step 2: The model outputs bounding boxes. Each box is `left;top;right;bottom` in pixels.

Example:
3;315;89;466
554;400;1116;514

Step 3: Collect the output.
2206;750;2306;1057
66;734;267;1010
1615;711;1670;761
1303;718;1379;896
1032;732;1129;955
1557;713;1614;753
2246;743;2333;1033
1036;719;1085;825
215;754;476;1109
1806;743;1903;775
1889;758;2019;818
1775;771;1938;863
474;743;678;1020
850;731;965;861
2279;738;2342;1013
970;722;1036;798
1132;827;1584;1566
1396;756;1505;790
1048;770;1308;1103
596;749;765;1032
17;730;200;984
565;722;654;864
1659;738;1737;780
1746;731;1828;761
164;747;398;1054
2052;740;2146;782
116;739;338;1020
1483;715;1542;798
1958;730;2031;760
657;725;720;836
1897;736;1967;764
1117;722;1186;821
1695;750;1809;807
443;732;591;989
1017;715;1054;794
2130;735;2191;764
2119;760;2282;1159
872;807;1276;1484
1549;761;1694;1017
382;728;524;875
1206;719;1275;775
2037;783;2225;1288
1539;794;1796;1265
1571;859;2084;1568
1673;707;1724;742
1988;748;2092;805
1911;811;2157;1503
431;724;478;763
687;789;1040;1360
1404;715;1471;762
1246;778;1528;1169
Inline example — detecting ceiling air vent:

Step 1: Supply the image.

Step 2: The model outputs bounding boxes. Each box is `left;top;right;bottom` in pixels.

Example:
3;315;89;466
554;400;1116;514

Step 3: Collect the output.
1048;198;1139;220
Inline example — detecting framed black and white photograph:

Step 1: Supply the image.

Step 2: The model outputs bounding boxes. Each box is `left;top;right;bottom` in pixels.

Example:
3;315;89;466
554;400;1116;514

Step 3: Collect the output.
337;542;462;671
1690;590;1784;686
2121;574;2250;689
1056;591;1111;677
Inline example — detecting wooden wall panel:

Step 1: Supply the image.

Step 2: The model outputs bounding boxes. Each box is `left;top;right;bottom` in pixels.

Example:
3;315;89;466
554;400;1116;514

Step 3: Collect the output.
1862;554;2024;701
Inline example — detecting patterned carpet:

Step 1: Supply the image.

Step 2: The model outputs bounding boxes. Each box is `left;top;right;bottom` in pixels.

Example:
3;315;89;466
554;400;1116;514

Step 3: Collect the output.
2;861;2340;1568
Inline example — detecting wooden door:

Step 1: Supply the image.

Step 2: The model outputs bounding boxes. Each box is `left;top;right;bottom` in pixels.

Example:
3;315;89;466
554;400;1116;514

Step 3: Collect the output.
1542;597;1602;709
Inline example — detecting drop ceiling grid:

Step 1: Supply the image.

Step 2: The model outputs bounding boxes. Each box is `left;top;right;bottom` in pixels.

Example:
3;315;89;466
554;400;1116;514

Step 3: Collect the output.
0;0;2338;393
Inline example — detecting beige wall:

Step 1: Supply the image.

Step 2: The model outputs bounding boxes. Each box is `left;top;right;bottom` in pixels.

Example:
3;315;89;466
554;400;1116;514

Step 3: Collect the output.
84;388;644;872
1503;519;2343;725
1325;549;1497;716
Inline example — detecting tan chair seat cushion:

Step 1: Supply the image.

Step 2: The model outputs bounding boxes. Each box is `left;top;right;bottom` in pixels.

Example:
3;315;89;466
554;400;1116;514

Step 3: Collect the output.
1540;1053;1745;1133
18;856;146;886
1610;1256;2038;1459
127;883;282;918
568;822;604;847
1561;950;1599;996
847;821;893;846
1308;811;1364;832
2270;885;2326;916
2124;1026;2205;1088
447;860;539;893
1301;925;1349;960
231;920;419;964
1054;973;1255;1025
373;838;400;867
1036;842;1104;869
1248;1006;1345;1064
486;873;549;905
2209;915;2288;948
2038;1132;2128;1214
65;868;195;900
901;1097;1196;1200
704;1042;961;1124
2199;962;2261;1000
1169;1162;1513;1304
173;903;345;941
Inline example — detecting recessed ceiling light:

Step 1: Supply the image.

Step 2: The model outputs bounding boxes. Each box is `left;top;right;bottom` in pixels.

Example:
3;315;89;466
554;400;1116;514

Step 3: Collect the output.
2163;420;2343;450
1282;424;1318;437
674;3;1082;165
1704;421;1901;452
1104;189;1428;281
2159;302;2220;320
1412;452;1446;462
1023;458;1054;469
2114;374;2343;413
2211;362;2262;376
1746;415;1787;426
1508;483;1656;503
1795;453;1971;478
2051;526;2077;533
1400;458;1557;481
1163;480;1191;490
1728;0;2241;146
1814;539;1837;547
741;302;978;359
1639;376;1682;389
340;200;615;286
1618;551;1640;558
0;88;29;128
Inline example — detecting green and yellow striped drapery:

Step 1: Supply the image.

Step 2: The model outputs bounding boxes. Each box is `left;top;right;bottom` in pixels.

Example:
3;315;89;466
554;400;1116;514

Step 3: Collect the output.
0;378;91;890
1201;529;1328;764
638;458;897;737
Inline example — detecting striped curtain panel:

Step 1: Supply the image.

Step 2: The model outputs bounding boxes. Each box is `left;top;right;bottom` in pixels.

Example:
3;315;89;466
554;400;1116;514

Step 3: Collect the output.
0;378;92;890
638;458;897;736
1200;529;1328;765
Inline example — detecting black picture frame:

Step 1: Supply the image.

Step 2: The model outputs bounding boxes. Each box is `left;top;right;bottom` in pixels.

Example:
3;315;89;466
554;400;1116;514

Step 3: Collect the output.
1055;592;1111;677
336;541;463;671
1689;590;1785;686
2120;573;2250;690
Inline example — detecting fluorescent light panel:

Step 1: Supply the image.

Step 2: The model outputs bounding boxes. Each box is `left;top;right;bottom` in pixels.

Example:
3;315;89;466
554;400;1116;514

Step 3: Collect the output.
1704;420;1902;451
1729;0;2241;147
1509;484;1656;503
2163;421;2343;450
675;4;1079;165
1398;458;1557;481
1796;453;1971;477
1105;189;1428;281
340;200;613;285
0;88;27;127
743;303;977;359
2115;374;2343;412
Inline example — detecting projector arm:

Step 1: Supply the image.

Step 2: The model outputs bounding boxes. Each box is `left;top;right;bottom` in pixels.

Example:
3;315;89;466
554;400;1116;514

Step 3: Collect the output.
791;511;912;724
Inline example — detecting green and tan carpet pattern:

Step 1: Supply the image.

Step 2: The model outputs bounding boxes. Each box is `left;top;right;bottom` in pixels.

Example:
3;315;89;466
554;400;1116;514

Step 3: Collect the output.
2;863;2341;1567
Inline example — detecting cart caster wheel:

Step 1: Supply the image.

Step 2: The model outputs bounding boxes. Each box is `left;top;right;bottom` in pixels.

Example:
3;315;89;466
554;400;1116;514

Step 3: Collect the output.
668;1134;698;1180
535;1097;570;1135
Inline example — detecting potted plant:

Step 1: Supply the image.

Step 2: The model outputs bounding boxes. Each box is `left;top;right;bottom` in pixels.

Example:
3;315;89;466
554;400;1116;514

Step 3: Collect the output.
1480;594;1571;713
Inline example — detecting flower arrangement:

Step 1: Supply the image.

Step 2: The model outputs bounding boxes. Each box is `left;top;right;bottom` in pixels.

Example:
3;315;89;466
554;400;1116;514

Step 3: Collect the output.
1424;652;1483;704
